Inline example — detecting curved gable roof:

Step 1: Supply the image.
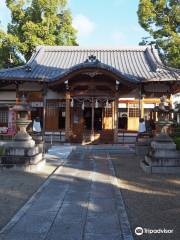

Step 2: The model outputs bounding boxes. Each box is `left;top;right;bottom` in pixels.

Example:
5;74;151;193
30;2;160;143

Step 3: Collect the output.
0;46;179;83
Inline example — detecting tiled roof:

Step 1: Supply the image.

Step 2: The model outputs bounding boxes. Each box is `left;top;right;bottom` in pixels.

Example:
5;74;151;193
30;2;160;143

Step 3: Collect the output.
0;46;179;83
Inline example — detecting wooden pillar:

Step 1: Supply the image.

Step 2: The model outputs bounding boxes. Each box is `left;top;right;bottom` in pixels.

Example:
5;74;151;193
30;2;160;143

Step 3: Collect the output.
112;101;114;129
141;97;144;118
177;113;180;124
170;95;174;120
114;95;118;143
127;102;129;130
15;83;19;104
42;82;47;155
91;97;94;141
155;103;158;121
65;91;71;141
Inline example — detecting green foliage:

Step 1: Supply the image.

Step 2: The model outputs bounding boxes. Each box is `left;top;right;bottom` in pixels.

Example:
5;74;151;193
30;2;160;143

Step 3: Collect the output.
0;0;77;68
171;124;180;150
138;0;180;68
0;28;23;68
172;136;180;150
0;146;5;155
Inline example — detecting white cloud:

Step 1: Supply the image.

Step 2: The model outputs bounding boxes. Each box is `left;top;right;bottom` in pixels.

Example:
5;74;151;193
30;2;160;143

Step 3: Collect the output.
72;14;96;38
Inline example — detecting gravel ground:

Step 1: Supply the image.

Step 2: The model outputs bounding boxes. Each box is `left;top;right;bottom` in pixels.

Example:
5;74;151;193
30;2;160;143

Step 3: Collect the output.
111;153;180;240
0;163;56;230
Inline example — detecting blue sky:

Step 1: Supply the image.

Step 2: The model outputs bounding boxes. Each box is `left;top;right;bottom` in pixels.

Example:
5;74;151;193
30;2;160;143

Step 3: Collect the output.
0;0;148;47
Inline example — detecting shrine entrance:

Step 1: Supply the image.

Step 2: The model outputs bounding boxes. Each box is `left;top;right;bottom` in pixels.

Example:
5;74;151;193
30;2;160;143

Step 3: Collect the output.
70;96;115;143
48;62;135;143
84;108;102;131
94;108;102;131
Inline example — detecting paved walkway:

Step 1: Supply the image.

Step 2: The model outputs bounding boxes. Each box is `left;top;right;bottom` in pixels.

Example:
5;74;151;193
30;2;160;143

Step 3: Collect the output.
0;146;134;240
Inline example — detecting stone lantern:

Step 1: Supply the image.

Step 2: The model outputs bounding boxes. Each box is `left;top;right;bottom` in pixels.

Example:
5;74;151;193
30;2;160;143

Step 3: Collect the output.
154;96;174;134
0;96;43;168
11;95;35;147
141;96;180;174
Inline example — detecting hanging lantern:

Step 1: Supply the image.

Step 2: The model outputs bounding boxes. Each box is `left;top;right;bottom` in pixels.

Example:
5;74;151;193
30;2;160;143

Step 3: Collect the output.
71;98;74;108
82;101;85;110
106;99;109;108
95;99;98;108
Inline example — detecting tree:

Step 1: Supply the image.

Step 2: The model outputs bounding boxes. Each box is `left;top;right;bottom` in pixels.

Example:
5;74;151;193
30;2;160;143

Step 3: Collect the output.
138;0;180;68
0;0;77;68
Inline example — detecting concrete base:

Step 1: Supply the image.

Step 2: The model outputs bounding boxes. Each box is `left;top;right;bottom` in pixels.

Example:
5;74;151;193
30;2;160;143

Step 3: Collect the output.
0;139;44;167
142;133;180;174
140;160;180;174
0;159;46;172
135;134;152;157
135;144;150;156
0;152;43;165
1;139;35;148
31;134;43;143
145;155;180;167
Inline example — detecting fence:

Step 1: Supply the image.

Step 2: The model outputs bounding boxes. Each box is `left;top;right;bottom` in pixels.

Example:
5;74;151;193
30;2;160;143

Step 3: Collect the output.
45;131;65;144
118;131;138;144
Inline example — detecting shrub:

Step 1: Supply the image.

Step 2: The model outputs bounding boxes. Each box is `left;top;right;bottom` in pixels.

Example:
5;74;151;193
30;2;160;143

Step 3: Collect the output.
0;147;5;155
172;136;180;150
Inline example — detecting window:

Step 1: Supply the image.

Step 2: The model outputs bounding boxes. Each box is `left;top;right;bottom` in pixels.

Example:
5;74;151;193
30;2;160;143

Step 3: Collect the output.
105;108;112;117
129;104;140;117
0;110;8;125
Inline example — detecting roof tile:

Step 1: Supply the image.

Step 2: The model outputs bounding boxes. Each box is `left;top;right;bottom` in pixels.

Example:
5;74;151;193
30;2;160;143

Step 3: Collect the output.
0;46;179;82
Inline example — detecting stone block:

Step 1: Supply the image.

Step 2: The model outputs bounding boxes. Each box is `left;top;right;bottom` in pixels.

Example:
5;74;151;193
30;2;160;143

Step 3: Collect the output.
30;153;43;165
151;141;176;150
8;148;25;156
135;145;150;156
153;150;180;159
37;143;44;153
4;140;35;148
141;160;180;174
142;133;180;174
27;147;39;156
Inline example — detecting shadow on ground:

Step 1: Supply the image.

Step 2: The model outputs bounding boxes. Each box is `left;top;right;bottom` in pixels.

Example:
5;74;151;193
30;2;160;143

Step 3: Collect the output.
0;146;180;240
111;152;180;240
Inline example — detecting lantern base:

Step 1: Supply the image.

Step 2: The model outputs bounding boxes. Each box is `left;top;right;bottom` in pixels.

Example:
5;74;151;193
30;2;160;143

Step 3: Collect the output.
0;140;43;167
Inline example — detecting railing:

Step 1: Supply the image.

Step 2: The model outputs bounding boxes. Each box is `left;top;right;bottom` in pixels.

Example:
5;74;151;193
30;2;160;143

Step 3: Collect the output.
118;130;138;144
45;131;65;144
0;129;138;144
0;128;16;140
45;130;138;144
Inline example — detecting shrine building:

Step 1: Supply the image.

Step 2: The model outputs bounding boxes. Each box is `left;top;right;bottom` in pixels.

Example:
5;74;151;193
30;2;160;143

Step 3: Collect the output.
0;46;179;143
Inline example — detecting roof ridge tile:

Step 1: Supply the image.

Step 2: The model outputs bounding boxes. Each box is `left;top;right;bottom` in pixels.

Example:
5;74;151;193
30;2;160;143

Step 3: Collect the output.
39;45;149;52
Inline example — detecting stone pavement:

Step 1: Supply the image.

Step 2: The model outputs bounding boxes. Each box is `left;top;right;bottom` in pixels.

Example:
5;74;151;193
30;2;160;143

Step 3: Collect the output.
0;146;134;240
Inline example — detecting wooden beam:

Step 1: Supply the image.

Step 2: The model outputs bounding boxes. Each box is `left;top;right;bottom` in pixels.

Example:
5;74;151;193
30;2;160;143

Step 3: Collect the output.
48;67;137;88
113;94;118;143
91;97;94;141
42;82;47;154
70;89;114;97
65;91;71;141
70;81;115;92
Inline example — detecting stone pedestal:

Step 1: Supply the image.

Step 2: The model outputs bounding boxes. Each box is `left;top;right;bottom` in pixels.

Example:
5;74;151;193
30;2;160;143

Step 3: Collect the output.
155;120;173;135
141;133;180;173
135;133;152;157
0;144;43;166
